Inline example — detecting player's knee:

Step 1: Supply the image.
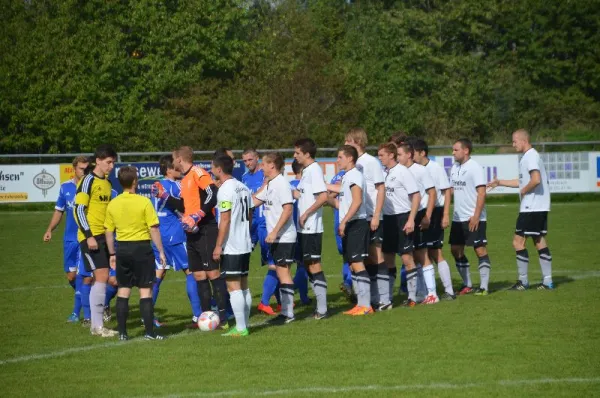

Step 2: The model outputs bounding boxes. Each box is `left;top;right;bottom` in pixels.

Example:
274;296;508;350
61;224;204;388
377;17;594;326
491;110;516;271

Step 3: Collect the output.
475;246;488;257
512;236;526;251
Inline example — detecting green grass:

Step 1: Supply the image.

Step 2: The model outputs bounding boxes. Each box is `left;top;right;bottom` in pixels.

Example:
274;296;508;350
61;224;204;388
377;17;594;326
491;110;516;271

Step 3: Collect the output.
1;205;599;397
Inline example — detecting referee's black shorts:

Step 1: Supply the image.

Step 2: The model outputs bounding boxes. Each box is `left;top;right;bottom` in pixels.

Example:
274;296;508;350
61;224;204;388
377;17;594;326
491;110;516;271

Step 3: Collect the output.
116;241;155;288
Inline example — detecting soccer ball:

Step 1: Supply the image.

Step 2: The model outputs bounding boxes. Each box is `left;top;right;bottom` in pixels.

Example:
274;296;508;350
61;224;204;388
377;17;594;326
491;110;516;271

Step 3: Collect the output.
197;311;220;332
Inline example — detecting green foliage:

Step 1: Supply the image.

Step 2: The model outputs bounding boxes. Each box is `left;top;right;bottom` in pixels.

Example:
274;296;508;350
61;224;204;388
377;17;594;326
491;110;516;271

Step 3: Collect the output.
1;0;599;154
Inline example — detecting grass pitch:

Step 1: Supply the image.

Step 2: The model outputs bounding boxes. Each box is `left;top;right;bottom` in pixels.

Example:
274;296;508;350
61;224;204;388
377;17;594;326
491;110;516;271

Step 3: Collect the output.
0;203;599;397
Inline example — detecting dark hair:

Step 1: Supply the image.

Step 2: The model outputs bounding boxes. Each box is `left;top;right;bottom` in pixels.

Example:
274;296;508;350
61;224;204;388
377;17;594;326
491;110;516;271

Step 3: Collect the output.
118;166;138;189
83;156;96;175
412;139;429;156
94;144;117;161
72;156;89;168
455;138;473;154
212;154;234;175
294;138;317;159
388;132;408;146
338;145;358;164
263;152;285;172
398;143;414;159
214;147;233;160
159;155;174;176
291;159;302;175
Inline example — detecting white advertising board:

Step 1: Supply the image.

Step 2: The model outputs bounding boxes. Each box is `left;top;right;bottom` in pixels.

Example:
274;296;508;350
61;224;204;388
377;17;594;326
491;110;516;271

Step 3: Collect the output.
0;165;61;203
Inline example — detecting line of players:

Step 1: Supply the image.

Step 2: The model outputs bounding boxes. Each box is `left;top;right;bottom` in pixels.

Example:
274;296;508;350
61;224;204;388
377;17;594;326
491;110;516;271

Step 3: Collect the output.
46;127;553;336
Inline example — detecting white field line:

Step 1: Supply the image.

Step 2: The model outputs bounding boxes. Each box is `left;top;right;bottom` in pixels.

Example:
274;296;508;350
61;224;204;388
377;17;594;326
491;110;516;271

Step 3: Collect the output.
2;270;598;293
151;377;600;397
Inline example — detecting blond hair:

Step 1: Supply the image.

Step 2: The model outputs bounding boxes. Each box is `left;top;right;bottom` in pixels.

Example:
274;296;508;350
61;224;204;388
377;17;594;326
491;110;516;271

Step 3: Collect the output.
345;128;368;149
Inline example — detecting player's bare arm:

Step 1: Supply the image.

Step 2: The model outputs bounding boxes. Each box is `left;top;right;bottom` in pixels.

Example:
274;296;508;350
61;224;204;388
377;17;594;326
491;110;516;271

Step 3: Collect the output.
339;184;362;238
469;185;486;232
299;191;328;228
404;192;421;234
105;229;116;270
213;209;231;262
149;225;166;266
421;187;437;230
520;170;541;196
442;188;451;229
371;182;385;231
267;203;293;243
487;178;519;191
43;210;64;242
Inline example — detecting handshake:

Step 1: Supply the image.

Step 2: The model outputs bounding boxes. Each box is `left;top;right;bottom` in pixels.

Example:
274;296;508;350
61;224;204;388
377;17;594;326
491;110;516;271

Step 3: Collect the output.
151;181;202;233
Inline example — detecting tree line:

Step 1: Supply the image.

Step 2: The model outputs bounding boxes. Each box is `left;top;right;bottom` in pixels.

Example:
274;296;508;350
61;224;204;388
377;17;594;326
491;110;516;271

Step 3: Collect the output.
1;0;599;155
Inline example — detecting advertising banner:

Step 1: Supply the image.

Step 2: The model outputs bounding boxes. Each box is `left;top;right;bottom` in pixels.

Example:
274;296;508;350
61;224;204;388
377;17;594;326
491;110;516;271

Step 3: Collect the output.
0;165;61;203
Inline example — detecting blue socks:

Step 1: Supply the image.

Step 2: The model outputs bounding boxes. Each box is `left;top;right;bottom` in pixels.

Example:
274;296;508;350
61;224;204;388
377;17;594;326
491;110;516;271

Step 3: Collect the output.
105;283;118;307
294;265;310;304
81;282;92;320
400;264;408;293
261;269;279;306
72;274;83;316
152;277;163;306
186;273;202;316
342;262;352;288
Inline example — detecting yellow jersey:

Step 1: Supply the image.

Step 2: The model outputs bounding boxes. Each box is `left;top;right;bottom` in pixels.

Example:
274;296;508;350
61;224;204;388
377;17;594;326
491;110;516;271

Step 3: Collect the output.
104;192;159;241
74;173;112;242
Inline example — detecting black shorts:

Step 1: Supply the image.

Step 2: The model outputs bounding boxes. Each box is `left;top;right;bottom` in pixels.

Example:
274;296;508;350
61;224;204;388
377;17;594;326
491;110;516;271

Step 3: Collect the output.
342;219;369;264
116;241;155;288
221;253;251;277
413;209;428;250
423;207;444;249
270;242;296;266
80;234;110;272
515;212;548;237
298;233;322;262
382;213;414;255
368;219;384;245
187;223;219;272
449;221;488;248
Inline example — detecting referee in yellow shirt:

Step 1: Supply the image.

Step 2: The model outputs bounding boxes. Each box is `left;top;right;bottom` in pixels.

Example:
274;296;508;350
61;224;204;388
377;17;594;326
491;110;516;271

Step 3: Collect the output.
105;166;167;340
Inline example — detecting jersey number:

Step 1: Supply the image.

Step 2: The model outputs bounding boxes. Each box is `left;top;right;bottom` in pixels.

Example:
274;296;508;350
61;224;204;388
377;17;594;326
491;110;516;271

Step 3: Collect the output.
240;197;251;222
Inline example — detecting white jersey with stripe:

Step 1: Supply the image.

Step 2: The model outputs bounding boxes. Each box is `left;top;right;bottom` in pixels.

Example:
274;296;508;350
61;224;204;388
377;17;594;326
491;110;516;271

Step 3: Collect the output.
256;174;297;243
519;148;550;212
338;167;367;222
425;159;451;208
296;161;327;234
408;162;436;211
450;158;487;222
217;178;254;255
356;152;384;221
383;163;419;215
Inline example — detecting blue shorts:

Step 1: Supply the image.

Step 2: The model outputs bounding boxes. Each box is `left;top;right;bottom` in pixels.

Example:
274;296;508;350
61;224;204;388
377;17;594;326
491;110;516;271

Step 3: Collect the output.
335;231;343;255
63;241;80;273
251;222;273;266
76;249;92;278
153;242;189;272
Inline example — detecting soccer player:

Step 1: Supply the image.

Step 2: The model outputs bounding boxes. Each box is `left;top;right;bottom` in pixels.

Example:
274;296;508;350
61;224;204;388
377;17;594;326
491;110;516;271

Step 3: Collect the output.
290;160;310;305
377;143;421;307
151;155;202;327
241;148;278;315
344;128;386;309
327;146;371;315
449;138;492;296
293;138;329;319
212;155;254;337
487;129;553;290
397;143;439;304
412;139;456;299
73;145;118;337
166;146;229;328
105;166;167;340
253;153;298;324
44;156;89;322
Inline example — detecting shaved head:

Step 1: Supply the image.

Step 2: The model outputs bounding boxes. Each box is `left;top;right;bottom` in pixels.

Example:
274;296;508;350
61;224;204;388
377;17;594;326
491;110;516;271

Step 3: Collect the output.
512;129;532;153
513;129;530;142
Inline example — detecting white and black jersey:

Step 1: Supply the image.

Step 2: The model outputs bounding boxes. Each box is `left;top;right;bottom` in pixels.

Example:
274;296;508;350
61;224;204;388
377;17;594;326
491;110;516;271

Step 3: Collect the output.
519;148;550;212
338;167;367;222
217;178;254;255
296;162;327;234
255;174;297;243
383;164;419;215
408;163;436;211
356;153;385;221
425;159;451;208
450;158;487;222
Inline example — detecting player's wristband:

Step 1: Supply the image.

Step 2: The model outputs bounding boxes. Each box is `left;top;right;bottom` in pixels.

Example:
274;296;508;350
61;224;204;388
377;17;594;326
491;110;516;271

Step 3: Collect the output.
109;253;116;257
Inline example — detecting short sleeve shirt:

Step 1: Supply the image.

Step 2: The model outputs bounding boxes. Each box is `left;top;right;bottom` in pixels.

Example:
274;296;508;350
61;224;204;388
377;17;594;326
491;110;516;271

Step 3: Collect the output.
450;158;487;222
296;162;327;234
256;174;297;243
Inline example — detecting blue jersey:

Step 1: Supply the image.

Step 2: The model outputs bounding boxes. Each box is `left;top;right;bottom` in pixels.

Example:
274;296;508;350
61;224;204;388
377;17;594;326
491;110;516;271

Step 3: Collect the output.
289;179;300;230
153;179;186;245
330;170;346;234
55;179;79;242
242;168;266;226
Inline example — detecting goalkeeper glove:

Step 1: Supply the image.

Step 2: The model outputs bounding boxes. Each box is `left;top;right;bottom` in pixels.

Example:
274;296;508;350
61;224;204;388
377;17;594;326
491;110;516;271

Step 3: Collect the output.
151;181;169;201
181;211;205;232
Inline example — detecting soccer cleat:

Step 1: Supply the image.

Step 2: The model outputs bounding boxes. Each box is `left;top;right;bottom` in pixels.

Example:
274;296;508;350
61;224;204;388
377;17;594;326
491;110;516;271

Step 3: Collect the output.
401;299;417;308
153;318;163;328
103;306;112;322
378;302;393;311
268;314;295;325
90;327;118;338
510;281;529;291
422;294;440;305
185;321;199;329
441;292;456;301
144;334;166;340
66;313;79;323
222;327;249;337
474;288;489;296
458;286;474;295
343;305;361;315
350;306;374;316
81;319;91;328
313;311;328;320
119;334;129;341
257;303;277;316
216;322;230;331
537;283;555;290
